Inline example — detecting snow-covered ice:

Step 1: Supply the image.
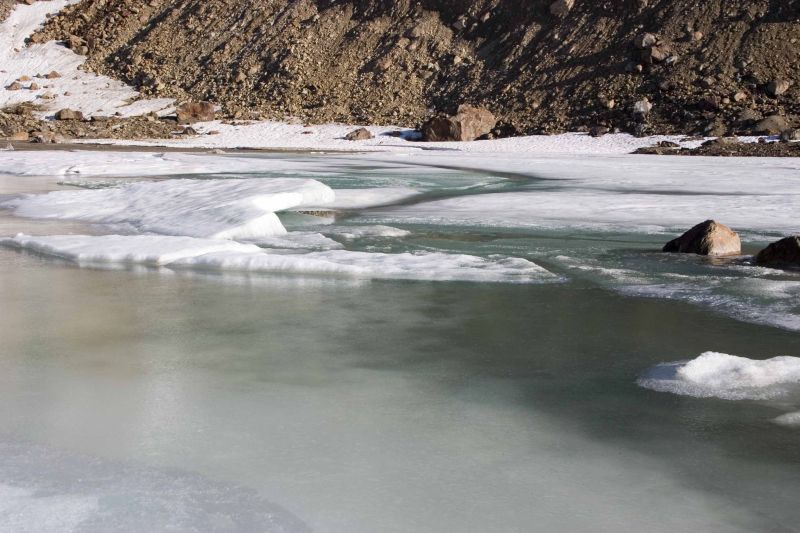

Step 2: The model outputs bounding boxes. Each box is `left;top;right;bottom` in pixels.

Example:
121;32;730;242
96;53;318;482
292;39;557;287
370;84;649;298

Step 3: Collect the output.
4;178;335;240
638;352;800;400
1;234;559;283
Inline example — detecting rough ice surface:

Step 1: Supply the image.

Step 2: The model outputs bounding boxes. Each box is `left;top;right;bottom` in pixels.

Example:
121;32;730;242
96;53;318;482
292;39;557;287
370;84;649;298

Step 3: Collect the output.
4;178;335;240
2;234;558;283
0;440;309;533
638;352;800;400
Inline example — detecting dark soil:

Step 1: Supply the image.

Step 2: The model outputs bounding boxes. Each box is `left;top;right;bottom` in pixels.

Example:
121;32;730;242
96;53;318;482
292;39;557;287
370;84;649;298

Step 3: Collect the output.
31;0;800;136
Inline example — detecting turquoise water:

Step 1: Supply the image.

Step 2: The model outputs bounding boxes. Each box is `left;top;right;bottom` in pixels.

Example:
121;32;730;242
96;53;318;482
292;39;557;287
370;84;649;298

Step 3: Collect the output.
1;157;799;532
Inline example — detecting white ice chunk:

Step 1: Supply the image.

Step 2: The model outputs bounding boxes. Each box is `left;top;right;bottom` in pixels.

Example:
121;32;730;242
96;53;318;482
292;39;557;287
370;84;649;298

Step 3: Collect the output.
4;178;335;240
1;234;558;283
638;352;800;400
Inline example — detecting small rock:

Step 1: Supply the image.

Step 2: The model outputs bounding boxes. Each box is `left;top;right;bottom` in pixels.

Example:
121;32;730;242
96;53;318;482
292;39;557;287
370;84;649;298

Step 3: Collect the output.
54;108;84;121
176;101;215;124
588;126;609;138
663;220;741;257
549;0;574;16
28;82;39;90
45;70;61;79
5;81;22;91
780;128;800;142
18;75;31;82
691;31;703;41
632;98;652;118
9;131;29;141
766;79;792;97
732;91;748;103
344;127;374;141
633;33;658;49
756;237;800;269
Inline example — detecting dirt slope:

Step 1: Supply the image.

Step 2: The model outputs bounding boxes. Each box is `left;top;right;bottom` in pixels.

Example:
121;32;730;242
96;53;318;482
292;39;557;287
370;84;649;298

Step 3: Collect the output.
33;0;800;135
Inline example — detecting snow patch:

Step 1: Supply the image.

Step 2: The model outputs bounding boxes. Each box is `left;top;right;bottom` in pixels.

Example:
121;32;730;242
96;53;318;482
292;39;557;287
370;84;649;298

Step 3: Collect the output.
0;0;173;118
638;352;800;400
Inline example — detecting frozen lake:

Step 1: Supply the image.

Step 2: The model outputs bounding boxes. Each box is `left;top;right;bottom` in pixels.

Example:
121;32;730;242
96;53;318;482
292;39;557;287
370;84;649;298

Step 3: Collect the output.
1;151;799;532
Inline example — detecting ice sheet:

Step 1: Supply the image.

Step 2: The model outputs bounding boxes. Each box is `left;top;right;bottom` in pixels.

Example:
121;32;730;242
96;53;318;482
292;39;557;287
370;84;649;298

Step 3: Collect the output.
638;352;800;400
4;178;335;239
1;234;559;283
368;153;800;236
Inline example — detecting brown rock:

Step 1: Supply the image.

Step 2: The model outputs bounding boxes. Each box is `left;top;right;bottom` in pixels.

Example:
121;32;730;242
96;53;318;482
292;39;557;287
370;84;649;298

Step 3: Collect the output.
176;101;215;124
5;81;22;91
663;220;741;256
549;0;574;16
633;33;658;49
9;131;30;141
754;115;790;135
756;237;800;269
344;127;374;141
766;79;792;97
45;71;61;79
55;108;85;121
422;104;496;142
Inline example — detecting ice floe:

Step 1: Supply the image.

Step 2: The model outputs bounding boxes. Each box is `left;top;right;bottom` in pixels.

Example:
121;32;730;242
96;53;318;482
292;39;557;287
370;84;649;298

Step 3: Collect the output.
638;352;800;400
4;178;335;240
1;234;559;283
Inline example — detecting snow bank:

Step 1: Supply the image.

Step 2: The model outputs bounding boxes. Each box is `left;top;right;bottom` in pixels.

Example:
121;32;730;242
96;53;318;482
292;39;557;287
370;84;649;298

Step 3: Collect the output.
0;0;173;118
1;234;559;283
82;119;713;154
638;352;800;400
3;178;335;239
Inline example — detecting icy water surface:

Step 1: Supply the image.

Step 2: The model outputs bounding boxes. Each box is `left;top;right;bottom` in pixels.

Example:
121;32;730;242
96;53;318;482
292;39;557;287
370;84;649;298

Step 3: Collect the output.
1;152;800;532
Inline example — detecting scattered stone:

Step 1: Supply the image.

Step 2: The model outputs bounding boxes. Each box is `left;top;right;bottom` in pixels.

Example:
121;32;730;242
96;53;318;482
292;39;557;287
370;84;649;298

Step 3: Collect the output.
753;115;790;135
780;128;800;142
549;0;574;16
344;127;374;141
54;108;85;121
18;75;31;82
756;237;800;269
633;33;658;49
175;101;215;124
28;82;39;90
656;140;680;148
663;220;741;256
732;91;748;103
422;104;496;142
588;126;609;137
632;98;652;118
45;70;61;79
5;81;22;91
9;131;29;141
766;79;792;97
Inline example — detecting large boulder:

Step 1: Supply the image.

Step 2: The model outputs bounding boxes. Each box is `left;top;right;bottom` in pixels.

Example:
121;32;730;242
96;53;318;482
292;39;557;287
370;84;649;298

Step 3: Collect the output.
663;220;741;256
421;104;496;142
753;115;790;135
755;237;800;269
176;101;215;124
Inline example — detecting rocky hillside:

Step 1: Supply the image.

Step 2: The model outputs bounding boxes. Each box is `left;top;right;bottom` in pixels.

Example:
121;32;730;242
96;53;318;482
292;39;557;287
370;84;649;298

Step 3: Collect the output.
32;0;800;136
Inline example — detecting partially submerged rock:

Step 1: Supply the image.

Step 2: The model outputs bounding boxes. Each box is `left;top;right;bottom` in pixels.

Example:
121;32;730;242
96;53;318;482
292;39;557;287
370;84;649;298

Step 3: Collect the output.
176;101;215;124
421;104;496;142
663;220;741;256
755;237;800;269
344;127;373;141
